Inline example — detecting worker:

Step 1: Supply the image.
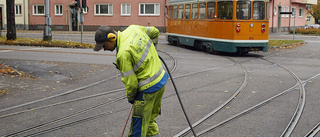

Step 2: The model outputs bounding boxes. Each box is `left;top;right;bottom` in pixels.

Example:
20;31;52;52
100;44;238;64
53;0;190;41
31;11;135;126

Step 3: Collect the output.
94;25;168;137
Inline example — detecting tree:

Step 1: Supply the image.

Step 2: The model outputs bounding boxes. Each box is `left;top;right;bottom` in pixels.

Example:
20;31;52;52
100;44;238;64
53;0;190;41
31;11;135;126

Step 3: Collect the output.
6;0;16;40
308;0;320;24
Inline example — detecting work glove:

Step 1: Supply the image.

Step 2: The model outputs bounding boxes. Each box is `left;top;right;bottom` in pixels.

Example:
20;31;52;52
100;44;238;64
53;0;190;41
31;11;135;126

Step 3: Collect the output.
128;99;134;104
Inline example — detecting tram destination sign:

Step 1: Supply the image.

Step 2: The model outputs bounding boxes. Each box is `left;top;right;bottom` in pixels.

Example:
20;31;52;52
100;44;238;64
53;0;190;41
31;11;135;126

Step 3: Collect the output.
280;12;293;15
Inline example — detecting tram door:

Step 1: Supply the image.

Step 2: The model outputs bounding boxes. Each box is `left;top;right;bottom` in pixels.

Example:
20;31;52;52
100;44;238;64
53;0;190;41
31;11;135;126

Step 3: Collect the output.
70;5;78;31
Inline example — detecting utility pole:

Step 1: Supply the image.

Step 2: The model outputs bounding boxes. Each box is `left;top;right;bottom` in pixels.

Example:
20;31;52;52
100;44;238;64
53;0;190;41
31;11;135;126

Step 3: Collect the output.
289;0;292;31
293;12;296;40
43;0;52;41
80;8;84;43
75;0;86;43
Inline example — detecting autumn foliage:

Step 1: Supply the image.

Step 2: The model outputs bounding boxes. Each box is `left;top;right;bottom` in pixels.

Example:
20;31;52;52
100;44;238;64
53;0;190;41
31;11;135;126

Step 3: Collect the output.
307;0;320;24
290;28;320;35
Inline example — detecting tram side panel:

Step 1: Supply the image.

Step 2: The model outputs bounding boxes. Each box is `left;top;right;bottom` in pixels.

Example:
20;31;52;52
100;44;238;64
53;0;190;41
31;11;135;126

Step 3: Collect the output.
167;20;268;53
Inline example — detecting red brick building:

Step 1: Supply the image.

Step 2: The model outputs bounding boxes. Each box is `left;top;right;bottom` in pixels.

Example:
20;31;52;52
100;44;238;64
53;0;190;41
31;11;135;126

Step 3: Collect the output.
269;0;317;32
28;0;167;32
1;0;318;32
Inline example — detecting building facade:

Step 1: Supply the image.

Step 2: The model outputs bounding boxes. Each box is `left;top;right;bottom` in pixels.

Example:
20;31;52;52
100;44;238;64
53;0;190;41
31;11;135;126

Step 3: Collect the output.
28;0;167;32
0;0;318;32
0;0;29;30
269;0;317;32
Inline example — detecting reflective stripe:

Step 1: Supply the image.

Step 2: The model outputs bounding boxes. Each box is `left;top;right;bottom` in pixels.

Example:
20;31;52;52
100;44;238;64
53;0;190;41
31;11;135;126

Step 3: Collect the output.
133;39;152;71
121;69;135;77
121;39;152;77
121;38;161;88
146;27;151;35
138;65;164;88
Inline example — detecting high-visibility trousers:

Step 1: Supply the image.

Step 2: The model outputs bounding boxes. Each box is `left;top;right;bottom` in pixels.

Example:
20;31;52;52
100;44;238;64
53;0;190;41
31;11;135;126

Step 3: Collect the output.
128;86;165;137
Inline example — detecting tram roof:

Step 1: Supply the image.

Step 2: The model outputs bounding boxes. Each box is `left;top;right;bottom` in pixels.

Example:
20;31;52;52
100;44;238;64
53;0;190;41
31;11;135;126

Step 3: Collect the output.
167;0;268;5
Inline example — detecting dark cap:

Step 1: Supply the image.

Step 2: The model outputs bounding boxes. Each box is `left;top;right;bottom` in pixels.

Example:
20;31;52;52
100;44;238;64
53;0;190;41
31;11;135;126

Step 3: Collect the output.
94;25;115;51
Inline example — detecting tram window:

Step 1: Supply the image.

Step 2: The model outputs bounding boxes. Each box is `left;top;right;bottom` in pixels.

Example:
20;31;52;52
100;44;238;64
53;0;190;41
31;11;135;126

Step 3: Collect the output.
207;2;215;19
253;2;265;20
267;2;270;20
168;6;173;19
173;5;178;19
217;1;233;19
178;4;183;19
185;4;191;19
237;1;251;20
192;3;199;19
199;3;206;19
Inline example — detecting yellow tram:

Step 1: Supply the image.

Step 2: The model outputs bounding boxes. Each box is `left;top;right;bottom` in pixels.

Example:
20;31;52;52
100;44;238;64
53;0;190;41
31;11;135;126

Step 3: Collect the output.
166;0;269;53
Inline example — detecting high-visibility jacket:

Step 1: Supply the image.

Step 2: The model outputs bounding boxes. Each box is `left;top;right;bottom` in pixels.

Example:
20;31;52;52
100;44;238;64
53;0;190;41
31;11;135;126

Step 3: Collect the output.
116;25;168;102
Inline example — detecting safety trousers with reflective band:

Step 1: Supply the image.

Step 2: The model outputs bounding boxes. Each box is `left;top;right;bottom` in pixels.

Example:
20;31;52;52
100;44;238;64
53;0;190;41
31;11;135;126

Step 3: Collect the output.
128;86;165;137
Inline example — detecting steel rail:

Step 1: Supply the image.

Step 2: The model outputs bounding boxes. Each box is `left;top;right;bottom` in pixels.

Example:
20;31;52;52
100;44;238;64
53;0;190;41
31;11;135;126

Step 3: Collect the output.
195;58;306;136
3;96;126;137
305;122;320;137
158;49;177;73
196;83;299;136
3;49;177;136
14;51;233;136
0;88;125;118
3;50;269;136
24;106;131;137
262;58;306;137
303;74;320;137
1;50;175;118
0;74;119;113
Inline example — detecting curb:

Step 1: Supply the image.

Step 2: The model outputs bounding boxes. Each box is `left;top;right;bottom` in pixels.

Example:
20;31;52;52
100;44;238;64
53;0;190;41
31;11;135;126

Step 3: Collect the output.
0;42;91;49
268;42;306;49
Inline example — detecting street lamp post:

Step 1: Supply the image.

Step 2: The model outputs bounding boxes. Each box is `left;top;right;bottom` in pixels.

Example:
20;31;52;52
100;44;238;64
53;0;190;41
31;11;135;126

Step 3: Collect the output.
43;0;52;41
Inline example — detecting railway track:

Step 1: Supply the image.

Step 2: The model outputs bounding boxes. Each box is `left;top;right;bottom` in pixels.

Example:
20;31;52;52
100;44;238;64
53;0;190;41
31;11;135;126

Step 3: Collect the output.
2;49;240;136
263;58;306;137
305;121;320;137
0;74;119;113
190;57;311;137
2;45;319;136
174;57;248;137
2;50;178;136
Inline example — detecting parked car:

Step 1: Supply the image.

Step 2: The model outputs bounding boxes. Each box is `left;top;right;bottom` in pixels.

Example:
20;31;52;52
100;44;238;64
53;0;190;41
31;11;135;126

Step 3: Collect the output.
305;23;320;29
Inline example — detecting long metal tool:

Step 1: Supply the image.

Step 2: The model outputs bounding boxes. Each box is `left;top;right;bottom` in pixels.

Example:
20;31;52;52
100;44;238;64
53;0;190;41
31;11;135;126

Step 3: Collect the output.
121;104;133;137
159;56;197;137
